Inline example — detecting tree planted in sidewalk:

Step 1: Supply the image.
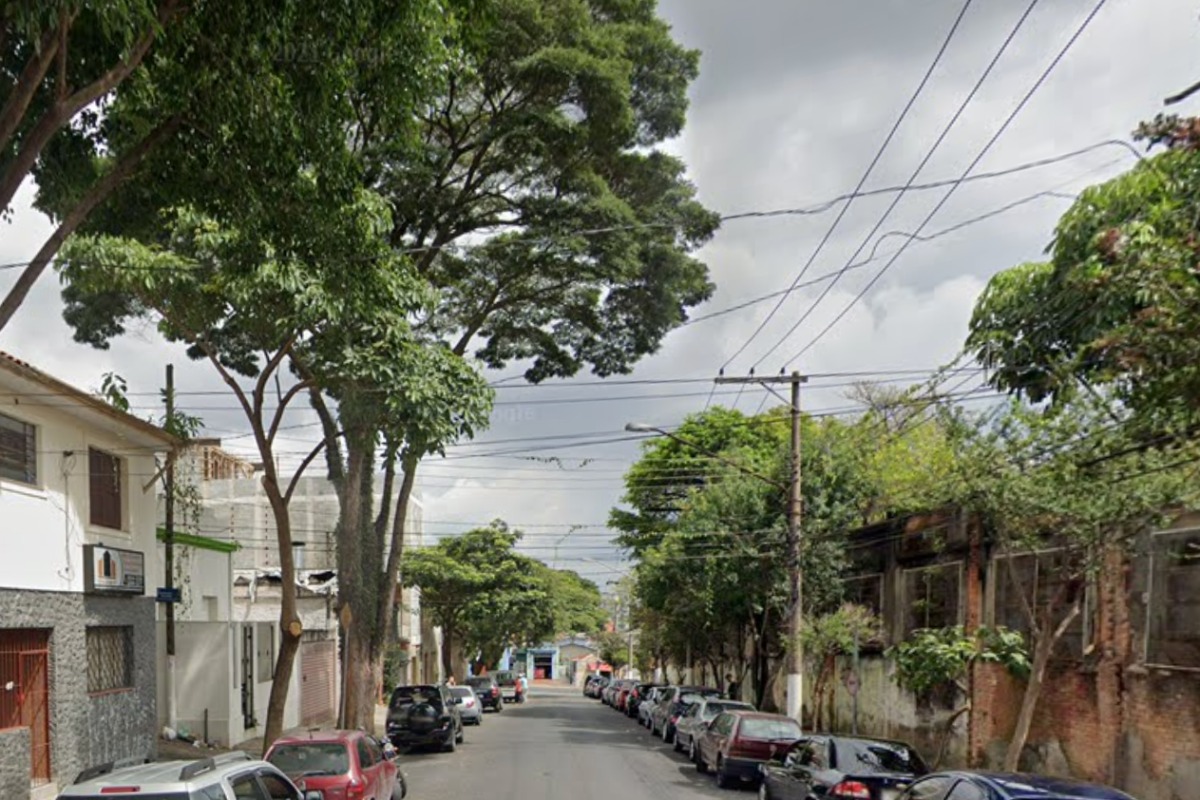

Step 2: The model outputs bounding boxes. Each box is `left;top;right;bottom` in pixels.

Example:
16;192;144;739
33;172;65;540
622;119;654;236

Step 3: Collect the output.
311;0;720;726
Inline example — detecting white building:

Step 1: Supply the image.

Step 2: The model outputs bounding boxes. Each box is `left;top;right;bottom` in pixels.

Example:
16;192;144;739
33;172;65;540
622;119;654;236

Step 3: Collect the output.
0;352;175;800
156;441;434;746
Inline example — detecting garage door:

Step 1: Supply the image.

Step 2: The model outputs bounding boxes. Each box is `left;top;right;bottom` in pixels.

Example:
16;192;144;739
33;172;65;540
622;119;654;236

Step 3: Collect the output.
300;639;336;726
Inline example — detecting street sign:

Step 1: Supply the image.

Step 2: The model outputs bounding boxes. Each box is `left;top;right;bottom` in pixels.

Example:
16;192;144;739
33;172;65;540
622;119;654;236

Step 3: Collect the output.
156;587;181;603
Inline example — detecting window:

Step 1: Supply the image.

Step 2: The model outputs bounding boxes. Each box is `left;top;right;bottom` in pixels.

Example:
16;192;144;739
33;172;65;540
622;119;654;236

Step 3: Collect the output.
87;626;132;694
256;623;274;683
833;739;927;775
357;738;375;768
230;774;266;800
1147;530;1200;667
0;412;35;484
737;717;802;740
993;551;1085;657
88;448;123;529
267;743;349;776
258;771;299;799
903;775;954;800
844;574;884;616
903;563;961;633
946;781;986;800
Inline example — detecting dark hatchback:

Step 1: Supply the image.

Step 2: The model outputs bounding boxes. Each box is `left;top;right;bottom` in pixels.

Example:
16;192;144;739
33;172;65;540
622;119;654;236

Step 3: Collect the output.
385;684;464;753
897;772;1137;800
760;735;927;800
466;675;504;712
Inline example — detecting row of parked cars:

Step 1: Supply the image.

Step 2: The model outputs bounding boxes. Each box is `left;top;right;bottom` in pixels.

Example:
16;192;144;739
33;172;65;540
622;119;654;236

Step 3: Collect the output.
60;673;531;799
584;675;1138;800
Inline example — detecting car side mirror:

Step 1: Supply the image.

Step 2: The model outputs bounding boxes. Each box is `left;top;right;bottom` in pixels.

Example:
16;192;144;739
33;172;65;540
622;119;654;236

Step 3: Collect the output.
304;792;323;800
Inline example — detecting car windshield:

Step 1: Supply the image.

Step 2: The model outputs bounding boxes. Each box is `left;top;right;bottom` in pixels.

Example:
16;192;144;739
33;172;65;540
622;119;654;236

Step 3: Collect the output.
494;672;516;684
679;690;719;704
704;701;752;720
834;740;928;775
390;686;441;708
267;742;351;777
466;677;492;688
739;718;803;740
450;686;474;698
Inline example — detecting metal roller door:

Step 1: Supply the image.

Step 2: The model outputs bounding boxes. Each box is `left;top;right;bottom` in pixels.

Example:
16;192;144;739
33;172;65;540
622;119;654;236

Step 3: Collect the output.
300;639;336;726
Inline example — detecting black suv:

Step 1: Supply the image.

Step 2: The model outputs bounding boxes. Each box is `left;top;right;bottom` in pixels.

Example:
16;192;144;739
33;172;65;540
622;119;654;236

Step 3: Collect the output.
466;675;504;712
386;684;464;753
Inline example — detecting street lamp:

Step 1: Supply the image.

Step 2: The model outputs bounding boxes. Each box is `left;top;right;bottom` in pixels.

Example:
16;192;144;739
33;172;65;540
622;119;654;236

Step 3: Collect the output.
626;405;806;726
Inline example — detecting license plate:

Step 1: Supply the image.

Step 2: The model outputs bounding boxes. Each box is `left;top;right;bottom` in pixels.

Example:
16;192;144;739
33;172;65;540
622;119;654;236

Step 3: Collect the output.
881;790;901;800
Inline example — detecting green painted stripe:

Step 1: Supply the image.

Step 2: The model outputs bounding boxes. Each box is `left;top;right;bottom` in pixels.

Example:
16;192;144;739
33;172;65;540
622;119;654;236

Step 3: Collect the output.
156;528;240;553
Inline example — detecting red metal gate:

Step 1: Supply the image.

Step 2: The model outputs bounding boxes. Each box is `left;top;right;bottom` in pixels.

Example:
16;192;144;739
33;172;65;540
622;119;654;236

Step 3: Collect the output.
0;629;52;783
300;639;335;726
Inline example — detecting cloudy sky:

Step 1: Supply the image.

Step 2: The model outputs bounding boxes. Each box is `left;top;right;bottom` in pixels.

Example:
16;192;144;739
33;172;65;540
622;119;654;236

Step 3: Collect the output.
1;0;1196;588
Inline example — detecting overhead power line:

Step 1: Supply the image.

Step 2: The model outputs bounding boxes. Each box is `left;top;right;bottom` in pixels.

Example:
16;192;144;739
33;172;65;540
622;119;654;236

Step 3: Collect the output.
719;0;977;371
787;0;1110;365
752;0;1044;369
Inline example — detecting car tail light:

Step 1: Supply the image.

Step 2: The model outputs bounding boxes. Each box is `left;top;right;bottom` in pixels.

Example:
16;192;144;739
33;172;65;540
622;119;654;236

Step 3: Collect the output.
347;778;367;799
830;780;871;799
492;687;499;697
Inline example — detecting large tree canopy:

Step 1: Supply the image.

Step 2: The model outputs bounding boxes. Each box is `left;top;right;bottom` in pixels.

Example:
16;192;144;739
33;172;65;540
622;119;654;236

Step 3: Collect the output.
966;115;1200;429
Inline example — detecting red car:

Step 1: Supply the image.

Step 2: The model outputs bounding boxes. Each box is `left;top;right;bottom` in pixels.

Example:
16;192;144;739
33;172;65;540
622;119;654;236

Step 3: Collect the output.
266;729;407;800
695;710;802;790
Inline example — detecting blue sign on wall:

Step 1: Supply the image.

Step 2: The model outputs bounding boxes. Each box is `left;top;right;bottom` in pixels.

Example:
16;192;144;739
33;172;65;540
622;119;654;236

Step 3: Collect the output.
156;586;181;603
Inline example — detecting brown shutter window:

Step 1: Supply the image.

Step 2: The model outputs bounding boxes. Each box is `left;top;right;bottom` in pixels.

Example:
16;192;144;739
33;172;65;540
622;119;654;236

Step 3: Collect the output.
89;448;122;529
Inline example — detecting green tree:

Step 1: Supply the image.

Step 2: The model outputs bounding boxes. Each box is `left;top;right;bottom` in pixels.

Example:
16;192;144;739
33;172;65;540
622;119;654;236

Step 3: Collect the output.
801;604;881;731
966;115;1200;432
402;523;559;676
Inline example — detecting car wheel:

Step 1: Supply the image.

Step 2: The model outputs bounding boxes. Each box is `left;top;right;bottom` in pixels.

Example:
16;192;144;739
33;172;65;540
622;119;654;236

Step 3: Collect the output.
393;777;407;800
688;739;698;763
715;758;733;790
758;779;770;800
663;725;673;744
673;734;684;753
456;724;464;744
442;733;456;753
695;750;708;774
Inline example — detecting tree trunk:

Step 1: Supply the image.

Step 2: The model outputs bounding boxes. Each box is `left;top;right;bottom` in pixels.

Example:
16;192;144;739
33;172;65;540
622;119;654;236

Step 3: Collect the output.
261;477;301;748
335;423;381;731
441;623;456;680
372;453;419;676
933;704;971;770
1003;601;1081;770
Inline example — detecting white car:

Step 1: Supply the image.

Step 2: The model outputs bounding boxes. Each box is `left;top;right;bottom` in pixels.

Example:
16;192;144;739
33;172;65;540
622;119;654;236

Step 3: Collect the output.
58;751;317;799
449;685;484;725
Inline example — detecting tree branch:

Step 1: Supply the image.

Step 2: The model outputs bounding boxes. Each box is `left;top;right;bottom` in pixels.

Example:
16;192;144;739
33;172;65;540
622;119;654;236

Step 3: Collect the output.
267;377;312;449
0;113;183;332
285;439;330;505
1165;79;1200;106
0;0;181;213
0;23;61;156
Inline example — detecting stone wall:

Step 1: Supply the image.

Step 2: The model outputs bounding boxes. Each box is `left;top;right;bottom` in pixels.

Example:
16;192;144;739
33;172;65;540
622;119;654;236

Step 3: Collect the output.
0;588;156;793
0;727;30;799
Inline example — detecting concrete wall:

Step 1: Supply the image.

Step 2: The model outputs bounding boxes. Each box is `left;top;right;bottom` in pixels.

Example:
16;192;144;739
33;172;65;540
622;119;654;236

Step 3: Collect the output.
0;588;156;794
156;621;235;745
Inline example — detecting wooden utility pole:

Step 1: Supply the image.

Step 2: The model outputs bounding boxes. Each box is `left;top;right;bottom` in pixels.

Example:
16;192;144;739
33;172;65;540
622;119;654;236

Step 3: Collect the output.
714;371;806;724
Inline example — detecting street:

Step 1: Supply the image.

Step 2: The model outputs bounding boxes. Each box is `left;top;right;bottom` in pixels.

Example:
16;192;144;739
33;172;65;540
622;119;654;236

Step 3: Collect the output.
397;686;732;800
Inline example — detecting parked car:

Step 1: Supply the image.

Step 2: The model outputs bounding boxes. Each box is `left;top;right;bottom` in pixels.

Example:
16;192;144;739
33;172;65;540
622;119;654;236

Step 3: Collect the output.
585;675;608;698
58;752;318;800
603;678;624;706
655;685;722;743
493;670;521;702
584;675;601;696
695;710;803;789
626;682;659;718
759;735;927;800
449;685;485;725
594;676;613;699
616;681;637;711
639;686;666;727
674;698;755;759
266;729;407;800
466;675;504;712
386;684;465;753
896;771;1137;800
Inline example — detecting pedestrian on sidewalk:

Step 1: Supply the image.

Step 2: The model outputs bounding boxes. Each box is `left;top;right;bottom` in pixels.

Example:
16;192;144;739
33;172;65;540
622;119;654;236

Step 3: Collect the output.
447;674;457;686
518;673;529;703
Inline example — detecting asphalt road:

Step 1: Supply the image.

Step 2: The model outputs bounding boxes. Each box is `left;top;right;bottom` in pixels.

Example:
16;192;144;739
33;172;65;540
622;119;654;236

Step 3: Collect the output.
396;685;740;800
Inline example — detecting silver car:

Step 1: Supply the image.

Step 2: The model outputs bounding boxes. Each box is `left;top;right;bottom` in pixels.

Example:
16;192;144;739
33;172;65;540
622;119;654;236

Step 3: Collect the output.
449;685;484;725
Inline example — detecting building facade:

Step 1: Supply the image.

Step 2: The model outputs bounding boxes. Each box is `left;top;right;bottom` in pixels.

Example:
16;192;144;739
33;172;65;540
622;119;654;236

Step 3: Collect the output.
0;353;175;799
